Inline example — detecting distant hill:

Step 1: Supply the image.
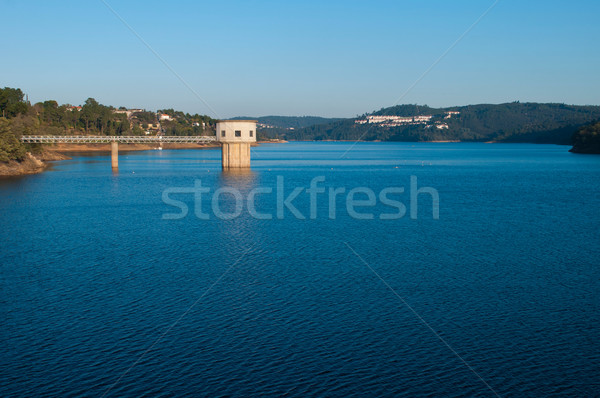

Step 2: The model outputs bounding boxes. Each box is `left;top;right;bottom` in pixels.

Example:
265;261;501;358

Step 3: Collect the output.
570;120;600;154
281;103;600;145
232;115;343;138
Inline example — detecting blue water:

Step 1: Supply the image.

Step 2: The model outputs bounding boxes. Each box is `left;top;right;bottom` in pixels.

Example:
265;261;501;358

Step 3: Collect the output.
1;142;599;397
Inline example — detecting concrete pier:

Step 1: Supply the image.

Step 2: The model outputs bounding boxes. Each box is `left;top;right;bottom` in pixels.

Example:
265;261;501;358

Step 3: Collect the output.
221;142;251;168
216;120;257;169
111;141;118;169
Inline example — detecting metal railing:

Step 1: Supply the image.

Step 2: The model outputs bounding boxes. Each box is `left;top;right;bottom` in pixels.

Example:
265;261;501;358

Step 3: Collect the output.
20;135;217;144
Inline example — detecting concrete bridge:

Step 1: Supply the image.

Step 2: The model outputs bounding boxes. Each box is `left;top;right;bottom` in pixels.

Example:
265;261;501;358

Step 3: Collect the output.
20;120;256;170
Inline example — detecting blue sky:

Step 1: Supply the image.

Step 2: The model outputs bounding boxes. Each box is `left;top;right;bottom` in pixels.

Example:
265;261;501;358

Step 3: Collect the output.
1;0;599;118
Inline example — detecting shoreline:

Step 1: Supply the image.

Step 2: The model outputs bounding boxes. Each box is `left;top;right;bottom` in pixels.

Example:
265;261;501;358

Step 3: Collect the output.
1;139;574;178
1;139;287;177
0;150;71;178
0;143;222;177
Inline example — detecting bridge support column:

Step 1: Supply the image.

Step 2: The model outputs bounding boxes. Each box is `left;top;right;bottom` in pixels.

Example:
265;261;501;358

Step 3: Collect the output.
111;141;118;169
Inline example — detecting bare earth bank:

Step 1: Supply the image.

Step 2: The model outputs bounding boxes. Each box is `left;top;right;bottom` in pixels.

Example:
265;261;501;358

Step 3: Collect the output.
0;150;71;177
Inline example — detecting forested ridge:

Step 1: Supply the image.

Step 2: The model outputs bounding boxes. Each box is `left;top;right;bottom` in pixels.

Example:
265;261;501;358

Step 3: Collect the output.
570;120;600;154
0;87;217;162
282;102;600;145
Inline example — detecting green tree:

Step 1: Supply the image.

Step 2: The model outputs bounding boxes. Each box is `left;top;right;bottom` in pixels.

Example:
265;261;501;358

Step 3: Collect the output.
0;87;29;118
571;121;600;154
80;98;100;133
0;118;27;162
39;100;64;125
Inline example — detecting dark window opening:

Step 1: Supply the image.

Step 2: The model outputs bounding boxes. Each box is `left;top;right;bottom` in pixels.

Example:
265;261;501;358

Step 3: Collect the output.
249;130;254;137
221;130;225;137
235;130;241;137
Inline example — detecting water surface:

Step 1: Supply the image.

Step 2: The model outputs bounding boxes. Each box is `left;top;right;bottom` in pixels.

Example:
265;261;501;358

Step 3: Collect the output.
1;142;599;397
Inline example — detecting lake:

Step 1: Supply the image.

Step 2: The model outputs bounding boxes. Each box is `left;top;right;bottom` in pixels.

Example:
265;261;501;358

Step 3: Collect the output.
1;142;599;397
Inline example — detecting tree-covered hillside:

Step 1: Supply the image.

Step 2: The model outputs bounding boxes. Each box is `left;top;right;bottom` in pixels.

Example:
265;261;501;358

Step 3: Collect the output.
570;121;600;154
234;115;342;129
284;102;600;144
233;115;343;138
0;86;217;162
1;88;34;162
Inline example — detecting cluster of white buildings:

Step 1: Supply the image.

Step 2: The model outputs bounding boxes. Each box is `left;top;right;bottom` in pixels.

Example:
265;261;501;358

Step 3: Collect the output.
355;115;433;127
112;109;176;123
113;108;144;118
257;122;294;130
355;111;460;128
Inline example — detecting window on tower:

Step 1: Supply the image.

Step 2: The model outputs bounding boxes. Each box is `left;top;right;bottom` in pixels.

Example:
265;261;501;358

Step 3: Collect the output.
235;130;241;137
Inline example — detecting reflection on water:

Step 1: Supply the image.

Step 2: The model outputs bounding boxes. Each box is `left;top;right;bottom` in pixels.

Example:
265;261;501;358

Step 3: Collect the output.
218;168;256;190
214;169;259;256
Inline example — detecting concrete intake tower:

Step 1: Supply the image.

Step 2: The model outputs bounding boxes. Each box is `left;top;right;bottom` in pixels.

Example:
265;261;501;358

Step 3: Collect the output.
215;120;257;169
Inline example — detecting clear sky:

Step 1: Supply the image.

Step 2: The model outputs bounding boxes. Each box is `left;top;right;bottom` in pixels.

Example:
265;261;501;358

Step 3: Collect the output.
1;0;599;118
